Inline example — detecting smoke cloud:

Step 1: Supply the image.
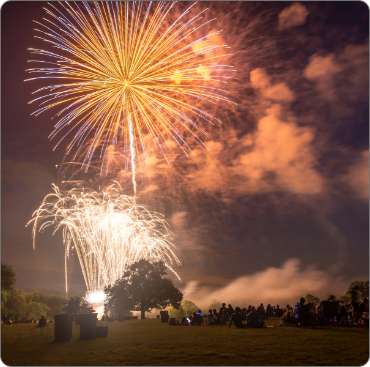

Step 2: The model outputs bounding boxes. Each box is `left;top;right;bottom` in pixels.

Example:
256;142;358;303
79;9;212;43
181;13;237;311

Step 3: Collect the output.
180;258;350;311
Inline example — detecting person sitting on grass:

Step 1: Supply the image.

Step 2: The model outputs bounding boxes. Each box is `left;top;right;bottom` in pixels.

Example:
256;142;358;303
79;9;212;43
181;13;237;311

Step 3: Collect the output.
218;308;225;323
228;307;247;328
221;308;230;323
241;308;247;321
266;304;273;319
190;311;203;325
247;306;265;328
213;309;220;323
207;309;216;325
279;307;295;327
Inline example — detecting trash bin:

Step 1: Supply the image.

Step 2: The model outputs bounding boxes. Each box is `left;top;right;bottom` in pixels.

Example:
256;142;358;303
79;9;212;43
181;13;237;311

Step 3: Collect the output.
54;314;72;342
79;313;97;340
96;326;108;337
160;310;169;322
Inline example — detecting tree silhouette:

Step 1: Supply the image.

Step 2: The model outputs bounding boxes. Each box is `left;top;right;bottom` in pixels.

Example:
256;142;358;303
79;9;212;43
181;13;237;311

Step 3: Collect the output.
63;296;93;315
1;262;16;291
105;260;183;319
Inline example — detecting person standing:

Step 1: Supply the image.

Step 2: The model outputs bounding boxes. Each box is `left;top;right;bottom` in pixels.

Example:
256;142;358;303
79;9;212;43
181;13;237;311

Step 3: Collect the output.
350;285;361;322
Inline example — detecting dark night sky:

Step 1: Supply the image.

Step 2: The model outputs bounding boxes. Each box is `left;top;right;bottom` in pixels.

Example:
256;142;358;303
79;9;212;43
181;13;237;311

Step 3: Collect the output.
1;1;369;308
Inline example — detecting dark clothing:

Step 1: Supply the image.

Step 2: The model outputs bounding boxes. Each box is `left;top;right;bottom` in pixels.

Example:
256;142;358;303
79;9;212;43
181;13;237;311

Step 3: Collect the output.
190;314;203;325
247;311;263;328
229;312;246;328
227;307;234;316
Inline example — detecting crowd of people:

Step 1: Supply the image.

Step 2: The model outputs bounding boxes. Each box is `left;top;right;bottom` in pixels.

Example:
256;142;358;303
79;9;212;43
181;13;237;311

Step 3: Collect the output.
172;286;369;328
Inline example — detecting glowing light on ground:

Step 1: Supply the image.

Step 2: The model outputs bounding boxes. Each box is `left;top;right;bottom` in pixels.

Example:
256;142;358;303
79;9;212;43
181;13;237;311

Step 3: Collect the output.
85;290;106;319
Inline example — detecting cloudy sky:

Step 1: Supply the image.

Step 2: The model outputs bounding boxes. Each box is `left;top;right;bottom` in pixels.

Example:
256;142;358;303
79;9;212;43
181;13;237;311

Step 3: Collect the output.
2;1;368;308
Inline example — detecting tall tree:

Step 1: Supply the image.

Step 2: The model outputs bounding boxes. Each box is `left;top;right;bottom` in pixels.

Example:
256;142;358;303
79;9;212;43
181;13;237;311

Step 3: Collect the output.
105;260;183;319
305;294;320;305
346;281;369;299
1;262;16;291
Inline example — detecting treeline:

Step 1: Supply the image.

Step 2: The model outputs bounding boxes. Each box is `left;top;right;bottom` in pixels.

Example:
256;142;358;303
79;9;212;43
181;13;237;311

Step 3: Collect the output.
1;288;67;320
1;262;85;321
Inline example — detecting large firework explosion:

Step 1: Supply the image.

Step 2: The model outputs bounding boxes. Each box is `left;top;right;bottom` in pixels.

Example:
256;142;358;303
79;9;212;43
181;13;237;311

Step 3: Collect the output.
26;1;234;181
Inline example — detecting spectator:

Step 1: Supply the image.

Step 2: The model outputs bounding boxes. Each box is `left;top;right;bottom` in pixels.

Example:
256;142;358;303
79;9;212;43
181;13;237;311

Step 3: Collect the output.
227;304;234;317
257;303;265;319
247;306;265;328
221;303;227;311
266;304;273;319
221;309;230;323
213;309;220;323
279;307;295;327
350;285;361;322
207;309;216;325
228;307;247;329
241;308;247;321
190;311;203;325
338;304;349;326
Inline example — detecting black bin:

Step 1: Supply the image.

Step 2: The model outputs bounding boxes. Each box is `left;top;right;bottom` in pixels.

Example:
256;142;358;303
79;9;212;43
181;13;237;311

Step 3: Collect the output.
96;326;108;337
54;314;72;342
79;313;97;340
160;310;169;322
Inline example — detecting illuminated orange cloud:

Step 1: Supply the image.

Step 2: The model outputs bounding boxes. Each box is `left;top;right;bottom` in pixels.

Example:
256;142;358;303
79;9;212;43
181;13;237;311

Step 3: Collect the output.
234;105;323;194
303;54;342;80
278;2;309;31
343;150;369;200
250;68;295;102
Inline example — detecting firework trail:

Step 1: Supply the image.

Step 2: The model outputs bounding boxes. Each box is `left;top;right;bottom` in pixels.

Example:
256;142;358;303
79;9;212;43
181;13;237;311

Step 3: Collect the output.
26;1;235;184
27;182;180;295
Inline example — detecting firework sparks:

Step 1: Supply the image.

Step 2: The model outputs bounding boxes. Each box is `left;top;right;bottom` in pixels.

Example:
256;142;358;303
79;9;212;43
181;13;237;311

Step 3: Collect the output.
26;1;234;180
27;182;180;294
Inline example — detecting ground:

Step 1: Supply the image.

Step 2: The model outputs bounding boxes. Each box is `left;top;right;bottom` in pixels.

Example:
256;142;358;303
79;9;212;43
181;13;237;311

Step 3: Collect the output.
1;319;369;366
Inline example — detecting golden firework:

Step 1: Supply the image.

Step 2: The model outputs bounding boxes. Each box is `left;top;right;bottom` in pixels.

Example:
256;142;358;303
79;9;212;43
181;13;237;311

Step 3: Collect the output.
26;1;234;179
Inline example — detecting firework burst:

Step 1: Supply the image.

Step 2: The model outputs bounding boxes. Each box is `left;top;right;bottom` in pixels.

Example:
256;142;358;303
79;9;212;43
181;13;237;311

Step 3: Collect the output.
27;182;180;294
26;1;235;180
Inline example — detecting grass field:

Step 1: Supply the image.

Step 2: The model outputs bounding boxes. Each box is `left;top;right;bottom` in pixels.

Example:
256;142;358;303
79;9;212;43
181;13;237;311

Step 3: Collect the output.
1;318;369;366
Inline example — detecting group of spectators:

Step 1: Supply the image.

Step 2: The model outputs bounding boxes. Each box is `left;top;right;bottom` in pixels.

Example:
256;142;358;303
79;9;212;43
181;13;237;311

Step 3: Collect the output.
173;286;369;328
279;287;369;327
176;303;265;328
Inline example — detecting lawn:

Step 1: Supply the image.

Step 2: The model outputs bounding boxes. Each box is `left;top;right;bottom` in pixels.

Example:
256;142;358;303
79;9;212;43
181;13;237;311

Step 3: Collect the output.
1;318;368;366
